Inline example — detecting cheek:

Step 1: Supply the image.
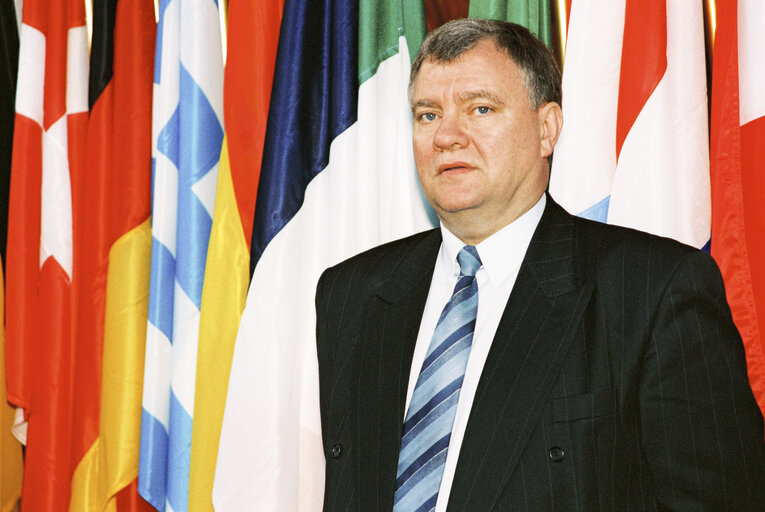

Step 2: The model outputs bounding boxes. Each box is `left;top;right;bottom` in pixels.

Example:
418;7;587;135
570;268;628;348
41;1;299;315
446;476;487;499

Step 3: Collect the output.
412;138;433;168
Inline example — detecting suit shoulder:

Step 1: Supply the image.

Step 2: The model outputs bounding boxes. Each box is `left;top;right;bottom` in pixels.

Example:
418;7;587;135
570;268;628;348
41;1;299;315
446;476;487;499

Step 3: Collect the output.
317;228;440;301
324;228;439;279
571;214;703;262
566;214;721;295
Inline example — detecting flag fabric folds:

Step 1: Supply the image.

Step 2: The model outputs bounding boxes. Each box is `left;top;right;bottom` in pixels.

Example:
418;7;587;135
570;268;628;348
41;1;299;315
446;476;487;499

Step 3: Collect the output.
5;0;89;509
6;2;765;509
68;0;120;506
68;0;156;509
550;0;710;249
213;0;434;509
0;0;20;264
188;2;283;510
1;261;22;512
0;4;22;509
710;0;765;417
139;0;223;509
468;0;553;48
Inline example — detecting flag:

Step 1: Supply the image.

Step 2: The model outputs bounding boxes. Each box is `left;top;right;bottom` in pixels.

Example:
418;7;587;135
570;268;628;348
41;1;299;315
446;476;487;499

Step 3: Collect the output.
5;0;88;509
710;0;765;417
188;2;284;509
68;0;156;509
213;0;433;509
549;0;710;249
0;0;20;264
468;0;553;48
0;4;22;508
1;262;22;512
138;0;223;509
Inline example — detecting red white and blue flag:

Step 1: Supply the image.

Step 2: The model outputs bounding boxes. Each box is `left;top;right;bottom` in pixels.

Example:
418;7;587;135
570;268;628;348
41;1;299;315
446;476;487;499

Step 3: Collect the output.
550;0;710;249
213;0;434;509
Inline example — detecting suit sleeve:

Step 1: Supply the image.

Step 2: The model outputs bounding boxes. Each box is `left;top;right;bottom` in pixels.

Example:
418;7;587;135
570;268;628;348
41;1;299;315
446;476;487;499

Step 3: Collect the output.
316;268;334;457
638;250;765;510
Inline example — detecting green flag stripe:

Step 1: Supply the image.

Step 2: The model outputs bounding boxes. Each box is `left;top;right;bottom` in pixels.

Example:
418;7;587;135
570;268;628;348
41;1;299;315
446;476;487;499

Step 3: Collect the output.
468;0;554;49
359;0;426;85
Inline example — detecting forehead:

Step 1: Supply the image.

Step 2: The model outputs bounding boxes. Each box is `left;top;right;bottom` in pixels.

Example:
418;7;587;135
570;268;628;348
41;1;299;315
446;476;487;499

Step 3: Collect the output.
412;40;525;102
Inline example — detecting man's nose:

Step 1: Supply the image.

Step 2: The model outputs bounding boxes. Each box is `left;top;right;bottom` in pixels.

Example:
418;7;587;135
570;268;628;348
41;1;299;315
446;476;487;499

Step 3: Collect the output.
433;113;469;150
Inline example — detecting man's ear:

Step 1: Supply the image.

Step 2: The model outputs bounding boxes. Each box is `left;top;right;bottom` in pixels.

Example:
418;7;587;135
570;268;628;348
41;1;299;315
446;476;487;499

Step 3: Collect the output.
538;102;563;159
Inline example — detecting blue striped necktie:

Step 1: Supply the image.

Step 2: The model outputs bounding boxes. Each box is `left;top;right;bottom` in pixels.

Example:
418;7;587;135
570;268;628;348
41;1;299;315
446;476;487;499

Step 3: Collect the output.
394;245;482;512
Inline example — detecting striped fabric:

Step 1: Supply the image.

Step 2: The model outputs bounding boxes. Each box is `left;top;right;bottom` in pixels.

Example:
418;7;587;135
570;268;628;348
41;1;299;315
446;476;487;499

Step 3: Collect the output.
139;0;223;509
188;3;283;509
68;0;156;509
212;0;432;509
317;199;765;511
550;0;710;249
395;246;481;512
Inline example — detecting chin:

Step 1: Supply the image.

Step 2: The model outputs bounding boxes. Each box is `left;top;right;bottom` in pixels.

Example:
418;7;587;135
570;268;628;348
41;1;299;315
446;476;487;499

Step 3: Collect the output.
434;198;480;215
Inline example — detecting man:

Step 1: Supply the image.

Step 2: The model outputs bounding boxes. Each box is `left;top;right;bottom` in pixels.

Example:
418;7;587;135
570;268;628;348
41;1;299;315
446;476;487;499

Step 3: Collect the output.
316;18;765;511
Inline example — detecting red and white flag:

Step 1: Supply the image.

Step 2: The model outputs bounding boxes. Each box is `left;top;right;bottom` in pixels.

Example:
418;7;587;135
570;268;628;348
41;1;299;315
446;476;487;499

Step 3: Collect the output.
5;0;88;508
710;0;765;417
550;0;710;249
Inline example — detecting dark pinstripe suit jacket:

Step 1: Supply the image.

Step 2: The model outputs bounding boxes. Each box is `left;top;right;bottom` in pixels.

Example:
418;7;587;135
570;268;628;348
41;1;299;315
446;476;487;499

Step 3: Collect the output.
315;197;765;511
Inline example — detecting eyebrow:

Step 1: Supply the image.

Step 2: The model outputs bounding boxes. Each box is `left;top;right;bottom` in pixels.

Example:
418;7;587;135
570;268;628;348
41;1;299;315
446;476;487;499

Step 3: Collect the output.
411;99;439;111
457;89;505;106
411;89;505;112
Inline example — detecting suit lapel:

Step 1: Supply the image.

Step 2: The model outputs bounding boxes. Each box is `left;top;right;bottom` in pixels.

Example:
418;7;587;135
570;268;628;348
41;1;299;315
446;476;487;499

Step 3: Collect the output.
354;230;441;511
447;199;594;511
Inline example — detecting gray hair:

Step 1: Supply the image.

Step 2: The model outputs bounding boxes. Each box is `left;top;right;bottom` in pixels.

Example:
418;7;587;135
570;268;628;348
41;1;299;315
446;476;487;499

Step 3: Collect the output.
408;18;561;110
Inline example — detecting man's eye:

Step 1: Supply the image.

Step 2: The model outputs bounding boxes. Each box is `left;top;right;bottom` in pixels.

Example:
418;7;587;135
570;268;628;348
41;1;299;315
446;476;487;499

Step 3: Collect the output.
420;112;437;121
476;106;490;114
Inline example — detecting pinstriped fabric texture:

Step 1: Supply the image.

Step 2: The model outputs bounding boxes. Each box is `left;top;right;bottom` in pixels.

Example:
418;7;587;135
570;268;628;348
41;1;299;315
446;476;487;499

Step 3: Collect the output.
394;246;481;512
316;199;765;511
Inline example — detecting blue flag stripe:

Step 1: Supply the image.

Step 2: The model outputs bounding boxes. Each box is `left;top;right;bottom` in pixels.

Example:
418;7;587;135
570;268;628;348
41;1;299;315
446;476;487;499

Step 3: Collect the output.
249;0;359;273
148;238;176;342
139;410;169;510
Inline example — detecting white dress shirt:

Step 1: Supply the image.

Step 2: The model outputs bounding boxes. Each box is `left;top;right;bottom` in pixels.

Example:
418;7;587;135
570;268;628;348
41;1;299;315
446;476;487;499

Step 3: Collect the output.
403;194;546;512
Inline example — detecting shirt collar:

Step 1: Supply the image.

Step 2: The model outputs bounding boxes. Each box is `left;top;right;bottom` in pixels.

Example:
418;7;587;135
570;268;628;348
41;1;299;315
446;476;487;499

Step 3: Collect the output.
438;194;546;286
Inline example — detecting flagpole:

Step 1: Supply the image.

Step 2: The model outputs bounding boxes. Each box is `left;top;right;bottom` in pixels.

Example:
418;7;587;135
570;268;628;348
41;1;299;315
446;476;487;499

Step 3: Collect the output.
554;0;568;65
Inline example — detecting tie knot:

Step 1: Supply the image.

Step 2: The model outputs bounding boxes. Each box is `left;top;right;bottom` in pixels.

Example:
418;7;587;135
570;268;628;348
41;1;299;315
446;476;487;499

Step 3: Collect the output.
457;245;482;277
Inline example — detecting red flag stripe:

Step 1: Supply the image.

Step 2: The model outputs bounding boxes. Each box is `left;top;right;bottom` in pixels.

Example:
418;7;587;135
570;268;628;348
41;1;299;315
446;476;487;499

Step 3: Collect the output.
710;0;765;417
738;117;765;411
20;259;72;511
615;0;667;159
226;2;283;245
5;114;42;409
67;0;155;507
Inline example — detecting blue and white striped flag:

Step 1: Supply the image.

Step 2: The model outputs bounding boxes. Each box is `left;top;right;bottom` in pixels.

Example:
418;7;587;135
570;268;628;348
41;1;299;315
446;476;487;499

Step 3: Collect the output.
139;0;224;509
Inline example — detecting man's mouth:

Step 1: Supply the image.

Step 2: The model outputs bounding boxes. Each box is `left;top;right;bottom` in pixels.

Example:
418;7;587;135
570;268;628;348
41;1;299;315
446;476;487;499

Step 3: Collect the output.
438;162;472;174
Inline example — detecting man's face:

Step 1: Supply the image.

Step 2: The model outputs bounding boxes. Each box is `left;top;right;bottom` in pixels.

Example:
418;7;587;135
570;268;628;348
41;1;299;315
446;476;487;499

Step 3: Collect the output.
411;39;559;244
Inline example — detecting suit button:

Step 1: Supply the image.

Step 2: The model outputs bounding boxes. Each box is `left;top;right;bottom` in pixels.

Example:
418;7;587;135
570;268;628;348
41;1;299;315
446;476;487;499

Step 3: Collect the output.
331;443;342;458
548;446;565;463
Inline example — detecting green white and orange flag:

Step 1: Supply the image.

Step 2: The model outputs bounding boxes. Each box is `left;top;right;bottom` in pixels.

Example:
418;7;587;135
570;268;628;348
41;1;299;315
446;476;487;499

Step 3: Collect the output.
188;1;283;510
